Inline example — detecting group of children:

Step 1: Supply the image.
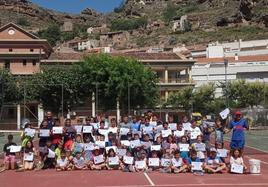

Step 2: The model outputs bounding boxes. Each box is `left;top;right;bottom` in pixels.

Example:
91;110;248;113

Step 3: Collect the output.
2;113;248;175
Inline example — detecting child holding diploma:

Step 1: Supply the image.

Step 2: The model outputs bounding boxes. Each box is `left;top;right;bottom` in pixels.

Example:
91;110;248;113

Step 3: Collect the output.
230;149;247;173
215;142;229;164
186;150;203;174
178;136;190;161
191;135;206;161
39;120;51;148
90;148;106;170
73;151;87;170
160;151;172;173
121;151;135;172
72;134;84;155
204;148;226;174
135;150;148;172
147;151;160;172
3;134;17;170
23;140;36;170
106;149;121;170
171;150;187;174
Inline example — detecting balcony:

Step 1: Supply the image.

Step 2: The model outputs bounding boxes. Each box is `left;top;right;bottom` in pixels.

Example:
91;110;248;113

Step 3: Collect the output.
157;77;195;89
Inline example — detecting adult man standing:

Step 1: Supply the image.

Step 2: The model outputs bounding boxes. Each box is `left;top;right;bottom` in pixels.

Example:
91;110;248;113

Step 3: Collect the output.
46;111;55;130
226;111;248;151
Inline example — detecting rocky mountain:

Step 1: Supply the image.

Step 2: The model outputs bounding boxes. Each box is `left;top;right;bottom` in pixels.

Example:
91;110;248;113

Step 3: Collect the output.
0;0;267;48
0;0;104;29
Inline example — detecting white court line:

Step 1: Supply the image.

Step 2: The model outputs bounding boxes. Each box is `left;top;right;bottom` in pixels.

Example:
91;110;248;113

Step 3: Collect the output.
143;172;155;186
223;138;268;165
224;137;268;154
98;183;268;187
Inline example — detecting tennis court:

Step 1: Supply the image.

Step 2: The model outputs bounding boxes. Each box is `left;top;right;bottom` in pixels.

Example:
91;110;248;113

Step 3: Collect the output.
0;138;268;187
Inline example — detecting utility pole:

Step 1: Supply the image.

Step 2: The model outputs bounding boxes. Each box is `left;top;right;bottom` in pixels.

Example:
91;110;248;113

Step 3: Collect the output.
224;59;229;108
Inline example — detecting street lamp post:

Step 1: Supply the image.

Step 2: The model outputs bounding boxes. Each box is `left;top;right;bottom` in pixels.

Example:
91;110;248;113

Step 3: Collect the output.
224;59;229;108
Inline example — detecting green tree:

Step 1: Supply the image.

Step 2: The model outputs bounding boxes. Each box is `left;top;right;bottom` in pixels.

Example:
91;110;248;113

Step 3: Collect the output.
224;80;266;108
166;87;194;114
192;83;216;114
166;84;216;115
24;65;86;114
38;24;61;46
16;17;31;27
0;70;21;107
111;17;148;31
77;54;159;113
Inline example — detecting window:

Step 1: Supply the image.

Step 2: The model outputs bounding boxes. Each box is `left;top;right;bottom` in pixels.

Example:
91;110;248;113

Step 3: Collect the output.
4;60;10;70
23;59;27;66
32;60;37;66
30;49;34;52
9;49;13;52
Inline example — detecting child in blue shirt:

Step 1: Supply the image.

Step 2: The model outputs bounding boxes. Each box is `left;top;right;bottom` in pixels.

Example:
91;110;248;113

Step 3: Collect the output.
204;148;226;173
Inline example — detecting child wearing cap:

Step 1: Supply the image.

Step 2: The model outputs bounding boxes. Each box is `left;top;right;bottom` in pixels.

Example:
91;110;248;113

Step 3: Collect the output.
204;148;226;173
226;111;248;151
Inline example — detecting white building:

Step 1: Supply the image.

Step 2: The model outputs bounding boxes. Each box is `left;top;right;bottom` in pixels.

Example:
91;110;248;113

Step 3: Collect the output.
78;40;99;51
192;55;268;97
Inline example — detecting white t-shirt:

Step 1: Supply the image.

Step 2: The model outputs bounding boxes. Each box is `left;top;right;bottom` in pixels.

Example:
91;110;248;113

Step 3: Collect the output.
189;127;202;140
230;156;244;165
171;157;183;167
57;158;68;167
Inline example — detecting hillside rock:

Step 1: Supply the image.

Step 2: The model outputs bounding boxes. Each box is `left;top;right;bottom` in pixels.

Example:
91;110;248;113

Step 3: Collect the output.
0;0;103;28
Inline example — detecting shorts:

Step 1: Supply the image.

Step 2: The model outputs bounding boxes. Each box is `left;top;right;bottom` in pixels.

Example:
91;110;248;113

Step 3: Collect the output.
230;140;245;149
4;155;16;163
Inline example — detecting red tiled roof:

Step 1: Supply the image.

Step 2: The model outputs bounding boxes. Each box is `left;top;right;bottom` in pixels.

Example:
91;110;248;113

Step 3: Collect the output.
48;52;84;60
196;55;268;64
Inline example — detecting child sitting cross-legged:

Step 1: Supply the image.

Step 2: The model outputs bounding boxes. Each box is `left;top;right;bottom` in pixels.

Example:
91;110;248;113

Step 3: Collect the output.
106;148;121;170
186;150;203;175
204;148;226;174
56;151;71;171
229;148;247;173
160;151;172;173
134;149;148;172
90;147;106;170
121;151;136;172
147;150;161;172
73;151;88;170
171;150;188;174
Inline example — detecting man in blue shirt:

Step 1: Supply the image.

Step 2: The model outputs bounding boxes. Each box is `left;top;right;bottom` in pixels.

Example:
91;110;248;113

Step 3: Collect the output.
227;111;248;150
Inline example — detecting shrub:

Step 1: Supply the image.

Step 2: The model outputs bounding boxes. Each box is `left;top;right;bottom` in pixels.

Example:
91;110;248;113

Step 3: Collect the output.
111;17;148;31
16;17;31;27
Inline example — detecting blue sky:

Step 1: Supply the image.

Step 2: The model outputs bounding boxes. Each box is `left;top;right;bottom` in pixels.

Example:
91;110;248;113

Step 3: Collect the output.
31;0;124;14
